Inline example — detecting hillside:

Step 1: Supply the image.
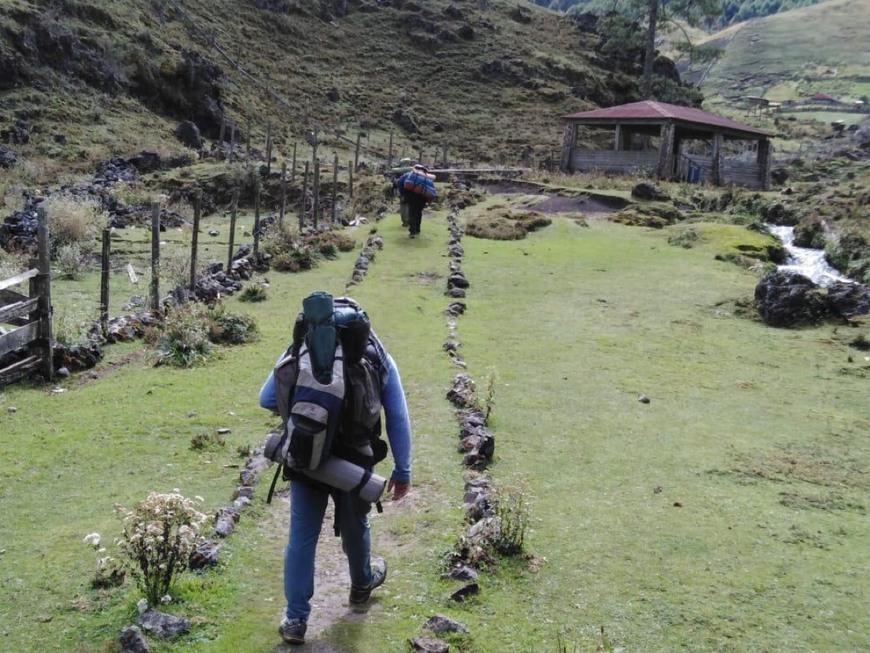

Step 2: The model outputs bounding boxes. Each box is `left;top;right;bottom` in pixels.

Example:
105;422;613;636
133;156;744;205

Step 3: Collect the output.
0;0;644;183
684;0;870;104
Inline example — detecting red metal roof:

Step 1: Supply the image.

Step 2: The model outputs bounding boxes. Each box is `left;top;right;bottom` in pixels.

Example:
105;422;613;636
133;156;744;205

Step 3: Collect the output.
562;101;773;138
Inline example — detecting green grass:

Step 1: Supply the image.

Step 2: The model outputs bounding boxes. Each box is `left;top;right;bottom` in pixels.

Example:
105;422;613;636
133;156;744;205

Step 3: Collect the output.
2;203;868;651
696;0;870;103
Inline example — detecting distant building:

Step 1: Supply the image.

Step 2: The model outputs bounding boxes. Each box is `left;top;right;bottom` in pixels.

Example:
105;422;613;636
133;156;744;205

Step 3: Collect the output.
560;101;775;189
807;93;845;106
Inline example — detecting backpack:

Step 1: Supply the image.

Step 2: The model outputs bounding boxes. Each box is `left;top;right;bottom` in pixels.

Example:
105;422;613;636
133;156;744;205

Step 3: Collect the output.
402;172;437;201
264;292;387;501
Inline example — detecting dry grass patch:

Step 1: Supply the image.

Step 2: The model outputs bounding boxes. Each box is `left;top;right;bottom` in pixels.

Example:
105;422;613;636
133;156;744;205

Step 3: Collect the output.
465;207;551;240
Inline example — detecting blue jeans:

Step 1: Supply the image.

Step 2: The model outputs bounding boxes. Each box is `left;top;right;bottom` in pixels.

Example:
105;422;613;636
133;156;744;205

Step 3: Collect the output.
284;480;373;620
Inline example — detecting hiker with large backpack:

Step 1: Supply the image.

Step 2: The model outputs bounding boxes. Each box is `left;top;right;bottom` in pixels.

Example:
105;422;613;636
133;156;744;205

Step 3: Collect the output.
258;291;412;646
398;163;436;238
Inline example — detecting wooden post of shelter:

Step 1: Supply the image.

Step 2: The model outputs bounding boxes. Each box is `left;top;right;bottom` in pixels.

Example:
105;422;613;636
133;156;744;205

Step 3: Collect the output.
354;133;362;170
347;160;353;199
655;122;676;181
560;123;576;172
418;146;423;163
471;145;478;168
189;189;201;292
150;202;160;311
711;132;723;186
279;161;287;227
227;186;239;270
34;208;53;381
265;121;273;177
331;153;339;223
229;124;236;164
312;158;321;228
300;161;309;230
100;229;110;337
757;138;772;191
253;180;261;258
387;130;393;168
442;141;448;168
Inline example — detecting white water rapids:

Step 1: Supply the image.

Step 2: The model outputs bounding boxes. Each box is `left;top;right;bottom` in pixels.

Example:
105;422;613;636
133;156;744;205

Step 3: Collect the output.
766;225;854;288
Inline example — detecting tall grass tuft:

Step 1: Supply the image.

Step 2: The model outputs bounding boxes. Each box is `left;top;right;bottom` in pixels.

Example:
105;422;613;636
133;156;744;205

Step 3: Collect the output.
43;194;107;254
152;302;215;367
208;302;259;345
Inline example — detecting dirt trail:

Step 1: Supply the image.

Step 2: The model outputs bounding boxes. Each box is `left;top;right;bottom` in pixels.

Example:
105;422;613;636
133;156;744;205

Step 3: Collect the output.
264;493;381;652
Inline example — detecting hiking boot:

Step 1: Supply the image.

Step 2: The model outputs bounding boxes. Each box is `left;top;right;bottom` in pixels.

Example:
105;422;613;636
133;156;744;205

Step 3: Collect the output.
278;617;307;645
349;557;387;604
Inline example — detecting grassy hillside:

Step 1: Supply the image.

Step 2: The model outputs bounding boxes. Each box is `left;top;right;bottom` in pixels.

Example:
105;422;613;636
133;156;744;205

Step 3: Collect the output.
1;203;868;651
686;0;870;104
0;0;641;184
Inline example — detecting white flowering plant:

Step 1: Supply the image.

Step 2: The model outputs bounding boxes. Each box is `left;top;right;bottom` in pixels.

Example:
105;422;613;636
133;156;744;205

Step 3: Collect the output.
114;491;209;606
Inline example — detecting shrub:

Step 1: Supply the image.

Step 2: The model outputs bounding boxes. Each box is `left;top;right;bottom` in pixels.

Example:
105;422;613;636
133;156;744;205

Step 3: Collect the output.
152;302;215;367
271;243;318;272
55;242;87;280
114;492;209;606
489;485;529;556
43;194;107;253
303;230;357;256
209;303;259;345
239;284;268;302
0;249;28;279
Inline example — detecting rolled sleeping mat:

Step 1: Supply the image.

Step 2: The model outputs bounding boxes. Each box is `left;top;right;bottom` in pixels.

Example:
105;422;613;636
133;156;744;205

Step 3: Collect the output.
301;456;388;504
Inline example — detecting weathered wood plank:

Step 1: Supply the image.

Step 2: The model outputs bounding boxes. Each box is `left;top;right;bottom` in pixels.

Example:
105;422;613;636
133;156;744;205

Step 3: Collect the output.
0;355;41;386
0;321;38;359
0;268;38;292
0;297;39;324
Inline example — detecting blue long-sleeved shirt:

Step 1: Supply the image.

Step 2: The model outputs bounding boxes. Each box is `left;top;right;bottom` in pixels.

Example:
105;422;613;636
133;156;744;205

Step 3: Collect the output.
259;351;412;483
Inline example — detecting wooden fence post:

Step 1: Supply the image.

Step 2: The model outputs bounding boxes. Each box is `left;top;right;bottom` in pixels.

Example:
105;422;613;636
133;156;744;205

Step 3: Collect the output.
300;161;309;231
387;130;393;169
253;180;261;258
331;153;339;223
227;186;239;270
150;202;160;311
354;132;362;170
348;160;353;198
246;119;252;164
219;115;226;158
100;228;110;337
291;142;297;185
35;208;53;381
312;158;321;228
279;161;287;227
265;121;273;177
189;189;201;292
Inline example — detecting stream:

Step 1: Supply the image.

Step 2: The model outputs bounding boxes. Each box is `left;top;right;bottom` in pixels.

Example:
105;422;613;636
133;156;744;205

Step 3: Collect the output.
766;225;854;287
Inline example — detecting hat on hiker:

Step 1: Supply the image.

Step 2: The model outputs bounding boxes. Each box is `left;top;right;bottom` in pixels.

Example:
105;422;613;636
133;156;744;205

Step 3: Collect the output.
413;164;429;173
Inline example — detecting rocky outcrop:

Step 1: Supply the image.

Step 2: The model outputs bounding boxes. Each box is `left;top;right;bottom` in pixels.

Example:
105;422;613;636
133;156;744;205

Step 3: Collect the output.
755;271;870;327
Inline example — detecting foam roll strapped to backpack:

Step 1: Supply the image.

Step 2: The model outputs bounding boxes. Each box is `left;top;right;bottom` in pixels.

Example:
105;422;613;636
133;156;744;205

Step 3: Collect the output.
301;456;387;503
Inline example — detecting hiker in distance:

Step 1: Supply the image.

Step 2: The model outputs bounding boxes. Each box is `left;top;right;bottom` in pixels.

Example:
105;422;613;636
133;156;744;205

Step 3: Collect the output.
259;292;412;646
397;163;437;238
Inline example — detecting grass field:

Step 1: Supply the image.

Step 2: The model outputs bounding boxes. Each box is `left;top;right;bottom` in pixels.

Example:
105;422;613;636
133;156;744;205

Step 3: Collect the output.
1;201;868;652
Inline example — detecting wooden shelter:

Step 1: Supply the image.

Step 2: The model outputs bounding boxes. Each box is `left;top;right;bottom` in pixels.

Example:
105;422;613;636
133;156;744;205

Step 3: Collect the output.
560;101;774;189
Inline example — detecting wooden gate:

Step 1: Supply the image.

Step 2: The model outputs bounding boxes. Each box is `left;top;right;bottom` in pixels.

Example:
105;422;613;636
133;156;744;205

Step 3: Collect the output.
0;208;53;386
